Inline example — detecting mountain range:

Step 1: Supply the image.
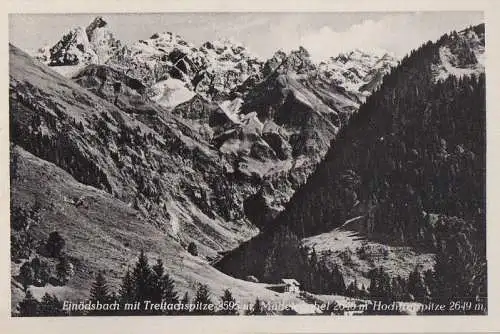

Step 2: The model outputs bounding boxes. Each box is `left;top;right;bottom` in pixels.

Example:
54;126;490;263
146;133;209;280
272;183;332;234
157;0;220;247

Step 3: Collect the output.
10;16;486;314
30;16;400;236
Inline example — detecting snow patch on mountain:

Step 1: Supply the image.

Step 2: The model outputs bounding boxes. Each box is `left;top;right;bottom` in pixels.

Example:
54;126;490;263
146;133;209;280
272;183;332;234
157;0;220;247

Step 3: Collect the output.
110;32;201;86
220;98;243;123
149;78;195;109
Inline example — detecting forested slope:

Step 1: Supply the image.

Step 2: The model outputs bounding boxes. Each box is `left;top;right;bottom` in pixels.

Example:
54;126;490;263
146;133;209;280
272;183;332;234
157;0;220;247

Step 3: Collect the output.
216;25;486;306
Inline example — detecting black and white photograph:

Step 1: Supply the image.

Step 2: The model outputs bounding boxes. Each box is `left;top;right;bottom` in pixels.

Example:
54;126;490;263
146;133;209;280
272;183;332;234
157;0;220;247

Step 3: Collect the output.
7;8;488;320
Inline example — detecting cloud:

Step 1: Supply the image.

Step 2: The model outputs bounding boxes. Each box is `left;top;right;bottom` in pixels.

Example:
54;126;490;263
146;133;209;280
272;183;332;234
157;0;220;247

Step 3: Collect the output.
289;12;483;61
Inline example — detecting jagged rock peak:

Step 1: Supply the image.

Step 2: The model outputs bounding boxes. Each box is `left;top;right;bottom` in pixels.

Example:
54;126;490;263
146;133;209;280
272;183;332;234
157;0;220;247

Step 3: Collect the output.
148;31;190;45
333;48;390;63
263;46;315;76
85;16;107;40
35;16;121;68
316;49;397;100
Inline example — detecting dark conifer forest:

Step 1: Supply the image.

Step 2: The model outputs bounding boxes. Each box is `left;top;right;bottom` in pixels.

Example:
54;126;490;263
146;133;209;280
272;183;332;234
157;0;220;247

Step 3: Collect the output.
278;26;485;243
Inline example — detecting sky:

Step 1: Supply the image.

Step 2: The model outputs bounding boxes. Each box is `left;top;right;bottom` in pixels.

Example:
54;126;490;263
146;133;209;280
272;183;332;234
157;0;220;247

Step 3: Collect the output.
9;12;484;61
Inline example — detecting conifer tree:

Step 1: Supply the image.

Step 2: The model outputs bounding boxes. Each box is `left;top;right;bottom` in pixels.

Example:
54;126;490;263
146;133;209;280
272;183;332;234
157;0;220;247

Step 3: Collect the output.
46;231;65;258
331;265;346;294
187;242;198;256
193;284;213;315
423;269;436;300
151;259;165;304
56;256;71;285
251;298;265;315
368;267;392;304
151;259;179;314
39;293;65;316
159;272;178;304
29;257;51;287
220;289;237;315
17;290;39;317
309;248;318;266
19;261;34;291
180;292;190;315
90;271;111;303
407;267;429;303
38;261;51;287
360;283;368;298
391;276;404;301
346;279;359;298
119;269;135;306
30;257;41;281
132;250;153;304
89;271;111;316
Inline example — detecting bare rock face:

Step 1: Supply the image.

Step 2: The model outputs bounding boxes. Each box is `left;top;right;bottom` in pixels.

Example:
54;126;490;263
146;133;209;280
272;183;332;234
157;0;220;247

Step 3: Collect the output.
72;64;148;111
194;39;264;100
36;27;97;66
35;16;121;67
85;16;107;39
107;34;264;101
262;50;287;77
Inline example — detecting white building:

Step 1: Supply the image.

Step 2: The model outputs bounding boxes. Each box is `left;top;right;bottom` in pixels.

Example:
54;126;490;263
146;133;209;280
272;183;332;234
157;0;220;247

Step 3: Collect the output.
281;278;300;293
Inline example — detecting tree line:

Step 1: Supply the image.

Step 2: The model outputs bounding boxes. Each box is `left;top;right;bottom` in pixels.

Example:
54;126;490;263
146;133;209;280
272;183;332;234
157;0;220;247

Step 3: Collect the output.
16;251;273;316
217;225;347;295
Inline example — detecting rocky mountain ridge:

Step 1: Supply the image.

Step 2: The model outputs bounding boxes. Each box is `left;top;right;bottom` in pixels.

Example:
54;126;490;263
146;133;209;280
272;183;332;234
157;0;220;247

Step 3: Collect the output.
29;16;399;232
35;17;397;105
36;17;121;71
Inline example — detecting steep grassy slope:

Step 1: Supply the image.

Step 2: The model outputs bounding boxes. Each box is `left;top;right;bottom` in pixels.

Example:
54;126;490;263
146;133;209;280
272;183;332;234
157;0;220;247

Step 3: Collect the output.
10;43;259;258
11;146;307;312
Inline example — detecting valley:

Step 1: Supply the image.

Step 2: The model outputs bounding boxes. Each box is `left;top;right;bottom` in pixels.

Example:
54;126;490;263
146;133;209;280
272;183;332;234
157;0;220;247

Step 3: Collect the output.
10;16;486;316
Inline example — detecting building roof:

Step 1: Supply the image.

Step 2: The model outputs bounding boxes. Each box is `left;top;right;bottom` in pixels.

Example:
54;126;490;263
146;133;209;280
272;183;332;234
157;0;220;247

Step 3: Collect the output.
281;278;300;286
